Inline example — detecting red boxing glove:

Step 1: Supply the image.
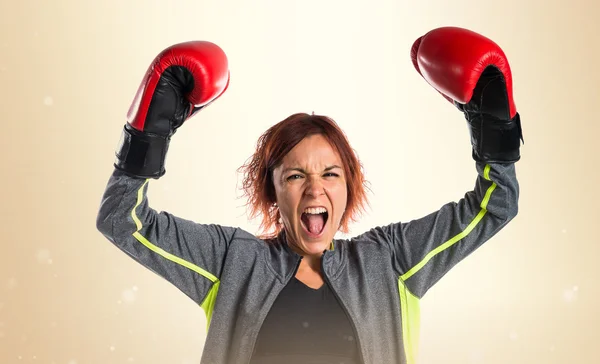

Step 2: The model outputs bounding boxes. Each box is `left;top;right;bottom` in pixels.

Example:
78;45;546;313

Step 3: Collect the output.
115;41;230;178
411;27;523;163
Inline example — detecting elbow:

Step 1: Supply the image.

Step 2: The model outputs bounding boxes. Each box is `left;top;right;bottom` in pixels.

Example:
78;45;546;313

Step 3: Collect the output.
500;188;519;223
506;180;520;221
96;213;109;237
95;202;115;240
506;200;519;222
484;188;519;223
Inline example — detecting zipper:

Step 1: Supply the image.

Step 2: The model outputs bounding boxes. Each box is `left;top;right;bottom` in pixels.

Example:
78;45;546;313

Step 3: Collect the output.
321;251;366;364
245;255;304;364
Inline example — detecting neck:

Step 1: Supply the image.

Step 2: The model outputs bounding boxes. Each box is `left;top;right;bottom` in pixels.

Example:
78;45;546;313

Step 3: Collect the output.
281;231;329;272
285;241;324;272
299;253;323;273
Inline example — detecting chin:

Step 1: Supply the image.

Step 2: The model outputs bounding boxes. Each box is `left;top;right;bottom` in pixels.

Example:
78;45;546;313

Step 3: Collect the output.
298;229;334;255
301;240;331;255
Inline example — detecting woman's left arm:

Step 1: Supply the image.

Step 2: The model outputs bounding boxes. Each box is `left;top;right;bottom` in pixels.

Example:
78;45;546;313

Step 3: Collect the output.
379;27;524;298
381;160;519;298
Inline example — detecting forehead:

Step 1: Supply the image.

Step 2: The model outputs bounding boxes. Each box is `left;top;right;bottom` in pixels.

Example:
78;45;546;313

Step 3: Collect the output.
281;134;342;167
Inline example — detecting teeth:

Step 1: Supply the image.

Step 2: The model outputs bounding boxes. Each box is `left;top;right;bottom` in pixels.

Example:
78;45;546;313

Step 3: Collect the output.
303;207;327;215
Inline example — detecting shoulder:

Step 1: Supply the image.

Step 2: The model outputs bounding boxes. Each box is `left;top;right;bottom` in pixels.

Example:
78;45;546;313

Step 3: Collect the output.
226;227;268;248
335;224;396;254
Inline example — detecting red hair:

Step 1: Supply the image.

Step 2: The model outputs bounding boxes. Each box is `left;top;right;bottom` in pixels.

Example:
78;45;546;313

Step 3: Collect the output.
238;113;370;239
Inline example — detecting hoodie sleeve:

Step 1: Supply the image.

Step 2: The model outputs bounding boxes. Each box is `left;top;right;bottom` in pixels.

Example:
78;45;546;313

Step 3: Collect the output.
383;161;519;298
95;169;238;305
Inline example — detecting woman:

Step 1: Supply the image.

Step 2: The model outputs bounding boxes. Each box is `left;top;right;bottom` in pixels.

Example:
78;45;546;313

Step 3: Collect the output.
97;27;523;364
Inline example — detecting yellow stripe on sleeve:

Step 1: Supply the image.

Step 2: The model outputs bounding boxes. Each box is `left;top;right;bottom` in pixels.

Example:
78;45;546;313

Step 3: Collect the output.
396;164;497;362
400;164;497;282
129;179;221;326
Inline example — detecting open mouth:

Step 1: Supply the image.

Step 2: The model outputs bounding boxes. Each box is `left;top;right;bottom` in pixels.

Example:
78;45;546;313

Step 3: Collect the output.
300;208;329;237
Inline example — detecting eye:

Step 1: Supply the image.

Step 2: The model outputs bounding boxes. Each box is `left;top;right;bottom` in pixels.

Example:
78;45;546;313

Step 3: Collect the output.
323;172;339;178
286;174;303;181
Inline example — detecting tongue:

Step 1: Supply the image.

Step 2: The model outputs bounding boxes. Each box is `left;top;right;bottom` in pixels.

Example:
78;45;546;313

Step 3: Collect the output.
302;213;325;234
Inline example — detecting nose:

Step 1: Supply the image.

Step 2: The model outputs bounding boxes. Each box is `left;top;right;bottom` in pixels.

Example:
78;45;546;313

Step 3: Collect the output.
305;177;325;198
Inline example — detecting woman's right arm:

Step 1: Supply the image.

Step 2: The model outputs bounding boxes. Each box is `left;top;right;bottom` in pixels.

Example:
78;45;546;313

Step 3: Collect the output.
96;40;232;307
96;169;237;306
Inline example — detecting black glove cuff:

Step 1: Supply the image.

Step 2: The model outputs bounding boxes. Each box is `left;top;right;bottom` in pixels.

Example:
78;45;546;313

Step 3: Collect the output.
114;124;170;179
468;112;523;164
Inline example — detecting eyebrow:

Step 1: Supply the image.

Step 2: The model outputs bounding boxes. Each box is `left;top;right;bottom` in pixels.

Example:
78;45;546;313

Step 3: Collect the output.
282;165;343;174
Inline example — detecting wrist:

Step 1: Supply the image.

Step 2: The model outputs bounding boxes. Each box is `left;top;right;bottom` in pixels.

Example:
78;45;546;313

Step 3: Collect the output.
114;124;170;178
467;112;523;163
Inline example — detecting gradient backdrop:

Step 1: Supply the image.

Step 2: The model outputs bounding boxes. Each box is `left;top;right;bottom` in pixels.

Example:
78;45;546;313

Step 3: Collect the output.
1;0;598;363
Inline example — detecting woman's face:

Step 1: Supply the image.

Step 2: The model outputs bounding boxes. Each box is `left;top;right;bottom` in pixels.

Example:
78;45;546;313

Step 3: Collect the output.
272;134;348;257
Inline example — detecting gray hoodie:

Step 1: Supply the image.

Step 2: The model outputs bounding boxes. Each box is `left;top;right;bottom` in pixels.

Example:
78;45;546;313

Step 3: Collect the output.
96;161;519;364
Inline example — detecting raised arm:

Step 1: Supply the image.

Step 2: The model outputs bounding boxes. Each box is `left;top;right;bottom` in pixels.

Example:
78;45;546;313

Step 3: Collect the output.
96;41;233;314
385;27;524;298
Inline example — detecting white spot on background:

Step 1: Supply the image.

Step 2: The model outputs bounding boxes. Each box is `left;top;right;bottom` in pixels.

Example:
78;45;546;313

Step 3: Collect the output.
7;278;17;289
122;287;137;303
43;96;54;106
561;228;567;234
109;345;116;352
67;360;78;364
36;249;52;264
563;285;579;303
509;331;519;341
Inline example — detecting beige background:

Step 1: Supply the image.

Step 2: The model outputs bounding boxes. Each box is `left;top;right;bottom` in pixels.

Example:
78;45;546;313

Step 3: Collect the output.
1;0;598;363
